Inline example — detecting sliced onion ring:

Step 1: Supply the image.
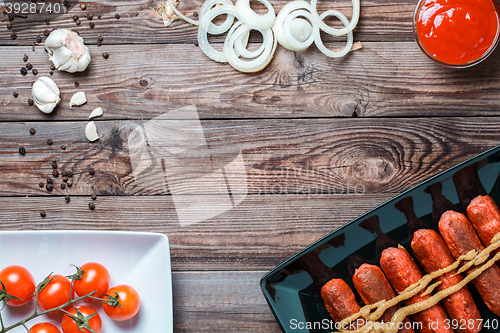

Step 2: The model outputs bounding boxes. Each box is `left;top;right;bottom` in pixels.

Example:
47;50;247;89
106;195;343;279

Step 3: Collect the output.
310;0;359;36
235;0;276;30
200;0;236;34
273;0;314;51
313;10;353;58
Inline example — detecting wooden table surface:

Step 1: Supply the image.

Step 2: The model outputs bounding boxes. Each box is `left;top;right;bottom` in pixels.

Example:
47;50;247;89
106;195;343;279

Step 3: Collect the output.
1;0;500;332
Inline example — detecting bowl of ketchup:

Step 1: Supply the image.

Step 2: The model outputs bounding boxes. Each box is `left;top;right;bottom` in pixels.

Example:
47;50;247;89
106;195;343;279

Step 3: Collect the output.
413;0;500;68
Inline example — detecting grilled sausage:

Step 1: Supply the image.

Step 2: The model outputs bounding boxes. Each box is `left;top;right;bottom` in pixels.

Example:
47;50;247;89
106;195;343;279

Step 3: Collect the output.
411;229;482;333
438;210;500;316
321;279;364;329
467;195;500;251
380;247;453;333
353;263;415;333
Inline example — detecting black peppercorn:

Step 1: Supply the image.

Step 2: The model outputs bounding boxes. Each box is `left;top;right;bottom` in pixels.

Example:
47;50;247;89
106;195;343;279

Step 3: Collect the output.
47;138;53;145
193;11;198;17
60;183;66;189
44;30;50;36
62;176;69;182
98;35;103;41
26;63;33;70
20;67;28;75
98;14;101;19
18;147;26;155
140;79;148;87
65;195;70;203
6;23;12;29
32;69;38;75
87;13;93;20
102;52;109;59
52;169;59;177
50;64;56;70
40;211;46;217
91;193;97;200
52;161;57;169
73;15;78;21
96;40;102;47
61;145;66;150
80;3;86;10
28;99;34;106
115;13;120;19
89;22;94;28
89;202;95;210
39;182;44;188
11;32;16;40
23;54;28;62
46;184;53;191
49;71;54;75
89;168;95;175
67;171;73;177
47;178;53;184
29;128;36;135
13;92;18;98
63;0;69;7
67;180;73;187
36;36;42;43
76;19;81;25
75;81;79;87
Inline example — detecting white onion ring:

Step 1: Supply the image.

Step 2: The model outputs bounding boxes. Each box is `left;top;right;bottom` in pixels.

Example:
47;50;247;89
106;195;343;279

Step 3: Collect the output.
235;0;276;30
200;0;236;34
273;0;314;51
282;10;314;51
310;0;359;36
223;22;277;72
198;4;239;62
313;10;353;58
167;0;199;26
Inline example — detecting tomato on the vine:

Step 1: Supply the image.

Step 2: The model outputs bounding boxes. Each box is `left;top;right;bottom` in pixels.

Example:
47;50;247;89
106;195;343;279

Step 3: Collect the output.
102;284;140;321
71;262;110;299
29;322;61;333
61;306;101;333
37;274;74;312
0;265;36;306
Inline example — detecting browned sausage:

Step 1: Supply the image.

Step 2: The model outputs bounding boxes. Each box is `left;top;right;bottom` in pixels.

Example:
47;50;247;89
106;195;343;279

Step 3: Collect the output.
353;263;415;333
380;247;453;333
467;195;500;251
411;229;482;333
321;279;364;329
438;210;500;316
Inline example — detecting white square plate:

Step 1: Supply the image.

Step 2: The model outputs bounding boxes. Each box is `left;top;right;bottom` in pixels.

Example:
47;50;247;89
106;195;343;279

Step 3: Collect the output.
0;230;173;333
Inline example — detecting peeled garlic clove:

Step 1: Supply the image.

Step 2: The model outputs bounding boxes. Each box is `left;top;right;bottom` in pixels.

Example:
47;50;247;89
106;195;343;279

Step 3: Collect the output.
70;91;87;109
45;29;91;73
85;121;99;142
31;76;61;114
89;107;103;119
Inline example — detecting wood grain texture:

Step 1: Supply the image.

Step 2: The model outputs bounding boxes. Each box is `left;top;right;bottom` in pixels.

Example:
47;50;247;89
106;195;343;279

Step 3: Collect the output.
0;194;393;270
0;118;498;197
172;271;280;332
2;42;500;121
0;0;413;45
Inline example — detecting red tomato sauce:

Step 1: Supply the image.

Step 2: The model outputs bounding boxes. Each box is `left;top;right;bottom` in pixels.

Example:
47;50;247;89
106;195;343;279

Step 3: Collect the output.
415;0;500;65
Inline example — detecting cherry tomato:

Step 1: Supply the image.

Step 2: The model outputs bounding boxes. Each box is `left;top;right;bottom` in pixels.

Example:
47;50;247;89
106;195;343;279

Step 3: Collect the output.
72;262;110;299
102;284;140;321
61;306;101;333
0;265;36;306
29;322;61;333
37;274;74;312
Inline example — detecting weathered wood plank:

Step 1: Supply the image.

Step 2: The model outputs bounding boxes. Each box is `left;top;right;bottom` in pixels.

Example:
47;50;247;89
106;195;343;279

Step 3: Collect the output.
0;117;498;197
172;271;280;332
2;43;500;121
0;0;414;45
0;194;393;270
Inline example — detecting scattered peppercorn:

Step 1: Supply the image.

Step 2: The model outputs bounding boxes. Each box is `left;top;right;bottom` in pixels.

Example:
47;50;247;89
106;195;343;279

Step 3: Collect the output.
44;30;50;36
49;71;54;75
26;63;33;70
140;79;148;87
89;22;94;28
91;193;97;200
28;99;34;106
89;202;95;210
52;169;59;177
32;69;38;75
76;19;81;25
67;171;73;177
87;13;93;20
60;183;66;189
52;160;57;169
115;13;120;19
65;195;70;203
10;32;16;39
97;14;101;19
193;11;198;17
46;21;50;25
46;184;53;191
80;3;86;10
31;80;36;86
47;138;53;145
39;182;44;188
89;168;95;175
18;147;26;155
20;67;27;75
73;15;78;21
36;36;42;43
13;92;18;98
47;178;53;185
40;211;46;217
29;128;36;135
50;64;55;70
6;23;12;29
98;35;103;41
61;145;66;150
63;0;69;7
194;41;198;47
62;176;69;182
102;52;109;59
96;40;102;47
75;81;79;87
67;180;73;187
23;54;28;62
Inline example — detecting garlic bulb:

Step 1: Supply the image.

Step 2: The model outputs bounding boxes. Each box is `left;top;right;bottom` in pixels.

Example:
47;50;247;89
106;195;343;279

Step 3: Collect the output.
31;76;61;114
45;29;91;73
